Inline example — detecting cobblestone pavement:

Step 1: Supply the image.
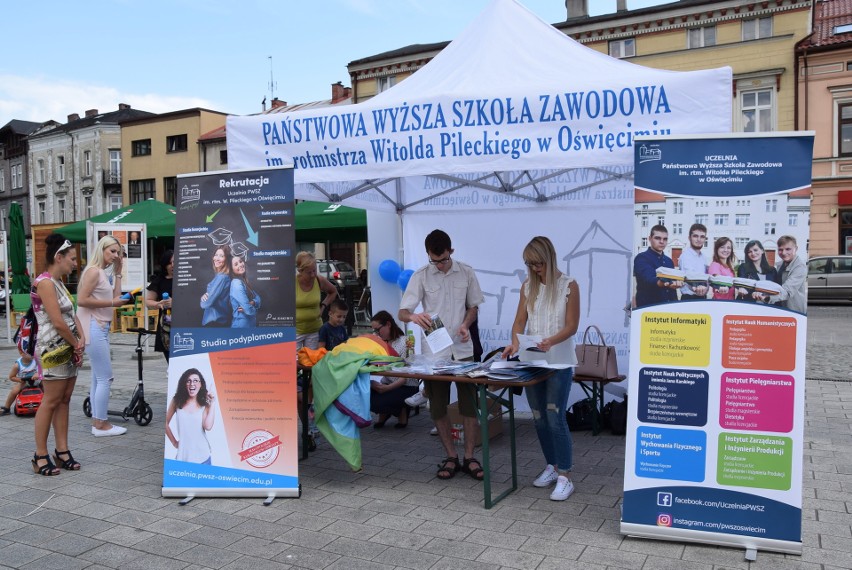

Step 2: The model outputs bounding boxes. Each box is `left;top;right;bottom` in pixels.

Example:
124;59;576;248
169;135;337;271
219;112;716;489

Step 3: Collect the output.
0;304;849;569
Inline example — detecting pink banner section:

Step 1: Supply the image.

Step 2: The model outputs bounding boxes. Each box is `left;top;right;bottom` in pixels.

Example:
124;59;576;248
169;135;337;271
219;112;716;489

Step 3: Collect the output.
719;372;795;433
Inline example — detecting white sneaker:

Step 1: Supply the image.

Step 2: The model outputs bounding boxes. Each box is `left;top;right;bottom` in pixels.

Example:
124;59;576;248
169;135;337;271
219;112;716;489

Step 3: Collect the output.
533;464;558;487
405;391;428;407
550;476;575;501
430;426;439;436
92;425;127;437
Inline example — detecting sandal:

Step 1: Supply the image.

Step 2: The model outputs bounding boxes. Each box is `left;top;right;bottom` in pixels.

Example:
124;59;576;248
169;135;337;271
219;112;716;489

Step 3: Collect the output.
373;414;389;429
462;457;485;481
436;456;460;480
31;454;60;476
53;449;81;471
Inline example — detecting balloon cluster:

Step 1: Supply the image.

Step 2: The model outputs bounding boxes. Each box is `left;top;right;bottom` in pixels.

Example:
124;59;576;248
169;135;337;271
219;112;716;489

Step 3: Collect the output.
378;260;414;291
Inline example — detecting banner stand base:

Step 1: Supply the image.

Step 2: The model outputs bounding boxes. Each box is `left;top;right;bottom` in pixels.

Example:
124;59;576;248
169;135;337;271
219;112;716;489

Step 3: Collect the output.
178;494;195;506
745;548;757;562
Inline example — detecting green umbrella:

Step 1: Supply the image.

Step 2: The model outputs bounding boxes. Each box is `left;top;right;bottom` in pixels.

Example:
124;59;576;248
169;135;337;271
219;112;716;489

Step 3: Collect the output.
59;199;177;242
295;201;367;243
8;202;30;294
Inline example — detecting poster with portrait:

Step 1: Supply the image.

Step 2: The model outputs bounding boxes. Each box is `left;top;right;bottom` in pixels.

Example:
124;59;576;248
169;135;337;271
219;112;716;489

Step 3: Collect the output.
622;133;814;555
88;223;146;294
161;166;299;499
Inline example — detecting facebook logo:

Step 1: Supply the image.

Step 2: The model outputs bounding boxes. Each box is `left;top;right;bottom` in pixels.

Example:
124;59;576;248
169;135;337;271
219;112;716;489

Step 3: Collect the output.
657;492;673;507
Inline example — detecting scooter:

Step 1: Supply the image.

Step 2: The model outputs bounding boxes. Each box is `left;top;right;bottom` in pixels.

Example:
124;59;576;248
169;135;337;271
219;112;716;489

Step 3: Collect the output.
83;327;154;426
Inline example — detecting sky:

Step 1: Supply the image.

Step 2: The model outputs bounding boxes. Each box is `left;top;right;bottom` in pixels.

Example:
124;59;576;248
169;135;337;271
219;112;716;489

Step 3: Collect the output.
1;0;668;127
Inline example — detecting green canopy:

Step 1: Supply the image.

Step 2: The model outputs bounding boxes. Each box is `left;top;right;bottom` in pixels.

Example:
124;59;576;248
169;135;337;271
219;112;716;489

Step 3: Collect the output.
295;201;367;243
60;199;177;243
8;202;30;294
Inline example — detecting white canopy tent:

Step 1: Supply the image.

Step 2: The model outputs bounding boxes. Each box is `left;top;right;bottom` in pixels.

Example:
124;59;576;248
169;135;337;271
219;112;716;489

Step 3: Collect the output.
228;0;732;393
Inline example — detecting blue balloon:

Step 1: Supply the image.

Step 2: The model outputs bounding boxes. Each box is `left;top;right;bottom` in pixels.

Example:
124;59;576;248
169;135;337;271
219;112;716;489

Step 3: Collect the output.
378;259;401;283
397;269;414;291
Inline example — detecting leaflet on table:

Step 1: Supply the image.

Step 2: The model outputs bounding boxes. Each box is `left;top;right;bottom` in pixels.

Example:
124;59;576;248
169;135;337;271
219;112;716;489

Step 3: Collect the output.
491;360;570;370
516;334;546;352
424;313;453;353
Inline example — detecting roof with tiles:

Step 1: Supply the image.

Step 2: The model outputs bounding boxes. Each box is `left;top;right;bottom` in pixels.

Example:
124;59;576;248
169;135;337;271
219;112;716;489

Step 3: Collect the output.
799;0;852;49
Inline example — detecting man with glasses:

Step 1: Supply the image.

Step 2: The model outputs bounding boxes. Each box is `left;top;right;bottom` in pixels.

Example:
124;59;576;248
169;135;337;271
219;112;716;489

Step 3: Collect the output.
399;229;485;481
679;223;709;301
633;224;679;308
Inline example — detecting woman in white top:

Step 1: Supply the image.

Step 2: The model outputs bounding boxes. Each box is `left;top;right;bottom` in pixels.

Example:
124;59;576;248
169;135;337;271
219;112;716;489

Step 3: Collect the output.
166;368;216;464
76;235;128;437
502;236;580;501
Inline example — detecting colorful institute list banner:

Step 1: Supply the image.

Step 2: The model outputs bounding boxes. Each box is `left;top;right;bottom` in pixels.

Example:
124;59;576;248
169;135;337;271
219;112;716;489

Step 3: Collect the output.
162;166;299;499
622;133;814;555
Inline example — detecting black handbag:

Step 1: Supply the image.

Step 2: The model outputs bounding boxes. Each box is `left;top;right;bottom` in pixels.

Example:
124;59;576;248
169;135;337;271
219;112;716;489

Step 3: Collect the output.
566;398;595;431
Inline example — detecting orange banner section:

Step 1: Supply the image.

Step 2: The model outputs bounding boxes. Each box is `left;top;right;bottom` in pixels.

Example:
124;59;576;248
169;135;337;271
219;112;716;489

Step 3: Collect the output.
722;316;797;371
210;343;297;475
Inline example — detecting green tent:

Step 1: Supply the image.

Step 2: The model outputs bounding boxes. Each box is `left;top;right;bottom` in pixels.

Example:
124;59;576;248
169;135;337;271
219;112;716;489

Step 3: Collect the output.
60;199;177;242
294;201;367;243
8;202;31;294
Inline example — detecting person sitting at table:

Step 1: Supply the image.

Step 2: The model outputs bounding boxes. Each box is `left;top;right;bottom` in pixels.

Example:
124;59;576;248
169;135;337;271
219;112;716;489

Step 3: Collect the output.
369;311;418;429
502;236;580;501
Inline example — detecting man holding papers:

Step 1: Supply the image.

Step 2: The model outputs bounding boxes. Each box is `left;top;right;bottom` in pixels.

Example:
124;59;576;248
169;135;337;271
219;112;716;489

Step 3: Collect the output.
399;230;485;481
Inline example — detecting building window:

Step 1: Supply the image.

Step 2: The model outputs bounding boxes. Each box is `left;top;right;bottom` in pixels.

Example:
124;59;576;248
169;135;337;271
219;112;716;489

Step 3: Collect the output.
37;159;45;185
84;150;92;176
57;156;65;181
609;38;635;58
219;150;228;165
641;237;648;248
376;76;396;93
673;201;683;214
839;103;852;156
0;169;4;192
57;197;67;223
788;213;798;226
736;214;750;226
672;223;683;235
164;176;177;205
688;26;716;49
657;216;665;226
741;89;774;132
84;195;93;218
695;214;709;225
743;17;772;41
765;222;776;235
766;199;778;213
12;164;22;189
714;214;729;226
130;179;155;203
834;24;852;35
38;201;46;224
166;134;188;153
735;237;749;249
132;139;152;156
109;193;123;211
641;215;648;227
109;149;121;181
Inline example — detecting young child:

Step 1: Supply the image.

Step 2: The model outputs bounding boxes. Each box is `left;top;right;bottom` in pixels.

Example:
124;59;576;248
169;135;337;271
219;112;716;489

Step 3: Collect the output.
1;349;38;415
318;299;349;351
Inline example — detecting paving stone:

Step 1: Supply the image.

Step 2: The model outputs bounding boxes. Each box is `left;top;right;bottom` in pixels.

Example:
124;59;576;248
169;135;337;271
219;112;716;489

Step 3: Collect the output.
176;544;243;569
475;545;545;569
420;536;488;561
275;545;340;569
221;557;293;570
323;535;388;561
371;544;443;569
367;527;432;550
93;525;156;546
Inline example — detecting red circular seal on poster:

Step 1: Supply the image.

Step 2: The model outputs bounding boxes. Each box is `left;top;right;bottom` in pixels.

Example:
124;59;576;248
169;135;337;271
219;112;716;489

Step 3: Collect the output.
239;430;282;468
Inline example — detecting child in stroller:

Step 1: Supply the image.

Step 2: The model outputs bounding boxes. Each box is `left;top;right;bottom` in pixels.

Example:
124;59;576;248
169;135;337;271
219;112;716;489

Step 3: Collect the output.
1;349;41;416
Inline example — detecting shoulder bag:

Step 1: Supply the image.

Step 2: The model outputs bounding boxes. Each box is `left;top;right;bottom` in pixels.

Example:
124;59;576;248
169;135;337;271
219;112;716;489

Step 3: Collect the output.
574;325;619;380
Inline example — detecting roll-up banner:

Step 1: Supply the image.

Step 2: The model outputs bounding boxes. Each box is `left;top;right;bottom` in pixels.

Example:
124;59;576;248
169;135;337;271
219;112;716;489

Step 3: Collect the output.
162;166;299;499
622;133;814;555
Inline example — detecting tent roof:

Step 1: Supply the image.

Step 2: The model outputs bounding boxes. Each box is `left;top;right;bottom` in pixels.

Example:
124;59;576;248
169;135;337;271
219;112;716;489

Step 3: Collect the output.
60;199;177;242
295;201;367;243
227;0;732;186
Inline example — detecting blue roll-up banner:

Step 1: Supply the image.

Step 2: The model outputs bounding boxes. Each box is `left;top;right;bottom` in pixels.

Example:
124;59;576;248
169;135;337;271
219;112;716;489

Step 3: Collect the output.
162;166;299;500
622;133;814;555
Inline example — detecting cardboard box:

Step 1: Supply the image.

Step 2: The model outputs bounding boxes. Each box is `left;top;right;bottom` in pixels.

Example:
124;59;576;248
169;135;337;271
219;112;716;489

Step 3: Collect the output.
447;395;503;447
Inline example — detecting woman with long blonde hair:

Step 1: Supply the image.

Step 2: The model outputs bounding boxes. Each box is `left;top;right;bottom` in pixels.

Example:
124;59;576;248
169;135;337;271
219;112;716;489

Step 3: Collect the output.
77;234;128;437
502;236;580;501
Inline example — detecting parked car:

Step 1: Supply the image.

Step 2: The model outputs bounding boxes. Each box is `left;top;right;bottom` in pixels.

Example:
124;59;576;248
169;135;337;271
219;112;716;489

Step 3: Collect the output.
316;259;359;294
807;255;852;302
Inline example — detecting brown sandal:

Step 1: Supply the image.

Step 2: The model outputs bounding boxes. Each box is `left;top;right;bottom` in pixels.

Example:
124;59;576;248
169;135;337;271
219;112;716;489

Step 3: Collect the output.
436;456;460;479
462;457;485;481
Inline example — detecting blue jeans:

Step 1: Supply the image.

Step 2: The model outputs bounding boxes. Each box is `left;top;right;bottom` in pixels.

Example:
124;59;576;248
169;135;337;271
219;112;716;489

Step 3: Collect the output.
88;320;114;421
525;367;574;472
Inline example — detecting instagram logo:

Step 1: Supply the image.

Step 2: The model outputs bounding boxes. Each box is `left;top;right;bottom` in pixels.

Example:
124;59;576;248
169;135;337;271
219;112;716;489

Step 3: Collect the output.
657;513;673;527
